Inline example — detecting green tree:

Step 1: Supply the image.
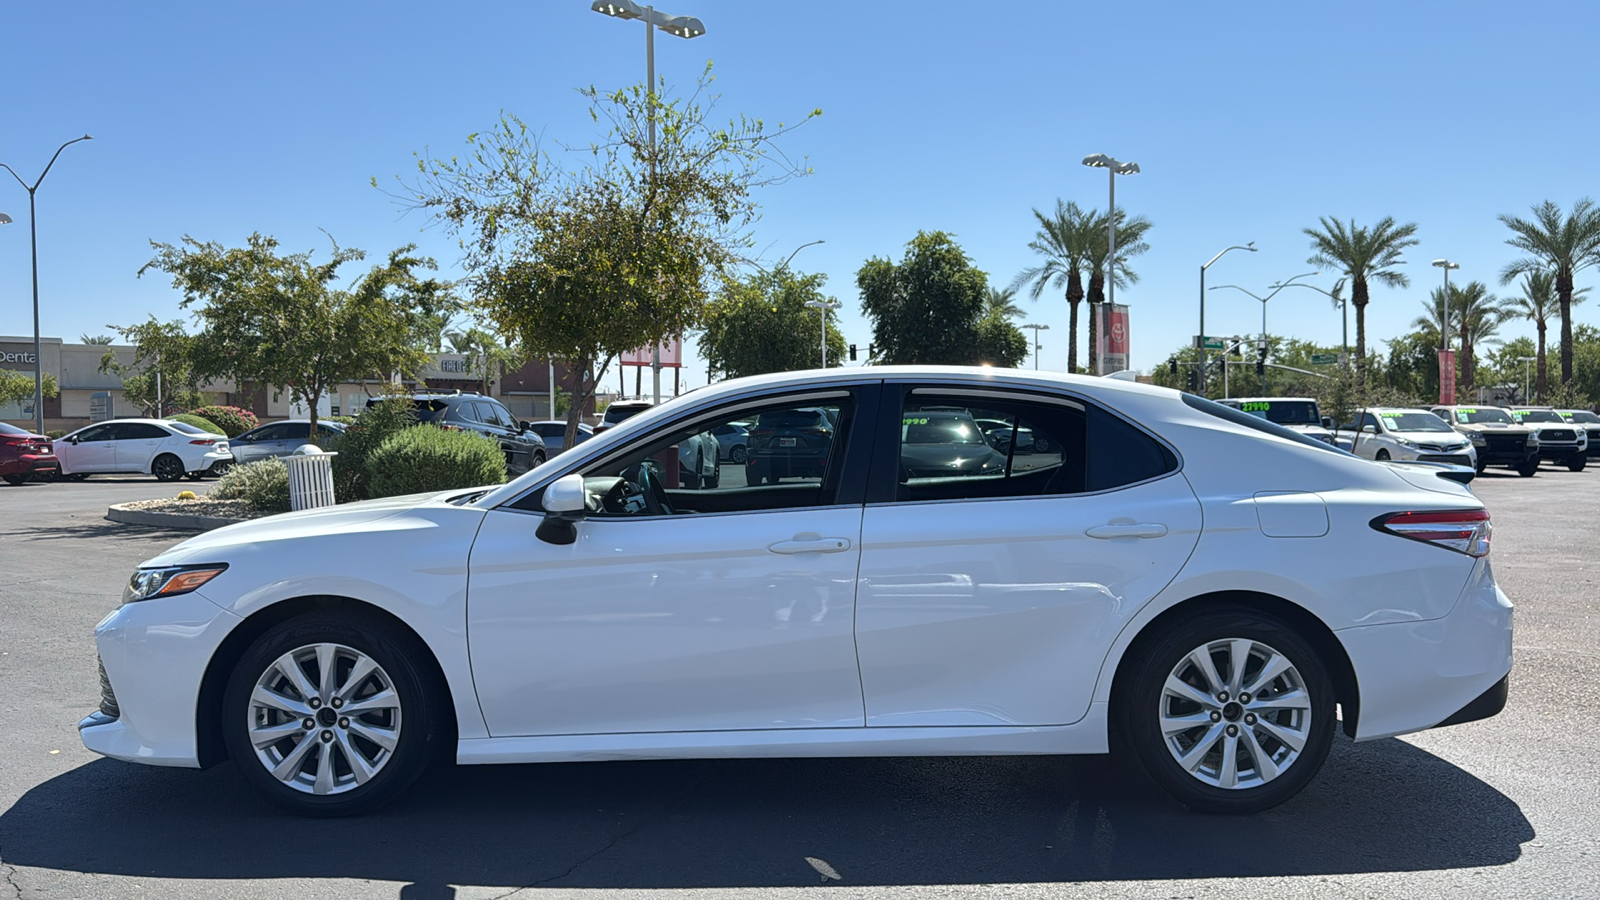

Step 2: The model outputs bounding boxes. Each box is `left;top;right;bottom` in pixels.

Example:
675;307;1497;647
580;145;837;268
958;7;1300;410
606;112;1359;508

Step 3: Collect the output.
1498;199;1600;387
1481;336;1537;402
1082;209;1152;374
0;370;58;408
392;65;818;447
99;317;206;416
1412;281;1502;400
1499;271;1580;402
79;334;113;345
1303;216;1421;373
701;267;845;379
984;285;1024;321
858;231;990;365
445;324;527;395
974;315;1029;368
140;234;455;434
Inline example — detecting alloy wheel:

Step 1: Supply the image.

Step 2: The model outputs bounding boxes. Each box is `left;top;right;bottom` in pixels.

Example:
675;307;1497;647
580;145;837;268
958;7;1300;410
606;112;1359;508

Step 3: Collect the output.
1158;637;1313;790
153;454;186;482
248;642;403;796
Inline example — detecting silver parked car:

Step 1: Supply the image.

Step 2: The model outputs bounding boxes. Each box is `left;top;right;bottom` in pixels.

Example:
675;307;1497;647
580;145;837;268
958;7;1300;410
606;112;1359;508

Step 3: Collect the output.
526;420;594;455
230;420;347;465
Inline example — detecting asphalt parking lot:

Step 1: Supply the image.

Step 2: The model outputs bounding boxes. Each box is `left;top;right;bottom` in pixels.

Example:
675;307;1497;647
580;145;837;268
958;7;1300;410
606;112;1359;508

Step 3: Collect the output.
1;465;1596;899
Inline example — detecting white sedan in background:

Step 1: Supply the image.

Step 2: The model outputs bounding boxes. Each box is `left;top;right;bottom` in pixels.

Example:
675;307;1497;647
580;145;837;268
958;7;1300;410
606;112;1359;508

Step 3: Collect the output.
83;368;1511;817
1341;407;1477;468
56;418;232;481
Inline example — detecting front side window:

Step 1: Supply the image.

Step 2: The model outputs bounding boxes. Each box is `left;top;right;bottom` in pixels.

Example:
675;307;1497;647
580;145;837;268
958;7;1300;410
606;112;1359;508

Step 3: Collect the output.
75;424;116;442
523;395;856;517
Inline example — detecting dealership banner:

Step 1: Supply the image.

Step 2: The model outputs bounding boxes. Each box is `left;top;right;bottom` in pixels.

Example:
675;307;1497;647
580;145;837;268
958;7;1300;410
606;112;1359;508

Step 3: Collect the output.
1438;349;1457;404
620;337;684;369
1096;304;1130;375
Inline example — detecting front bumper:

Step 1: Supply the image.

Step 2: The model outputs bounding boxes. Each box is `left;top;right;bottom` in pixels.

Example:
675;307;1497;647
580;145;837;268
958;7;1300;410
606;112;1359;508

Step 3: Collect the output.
79;591;241;767
1536;443;1585;461
1337;556;1513;741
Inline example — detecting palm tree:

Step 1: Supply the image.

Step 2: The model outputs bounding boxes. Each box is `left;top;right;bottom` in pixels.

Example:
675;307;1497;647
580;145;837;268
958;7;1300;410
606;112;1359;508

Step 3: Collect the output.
79;334;113;345
1011;200;1096;372
1501;270;1588;401
1498;199;1600;387
1304;217;1420;373
1081;208;1152;374
984;285;1024;322
1414;282;1502;400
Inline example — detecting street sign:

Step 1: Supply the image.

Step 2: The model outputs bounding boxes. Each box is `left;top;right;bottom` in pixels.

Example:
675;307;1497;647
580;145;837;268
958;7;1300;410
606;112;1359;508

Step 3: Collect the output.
1310;353;1340;366
1196;336;1228;351
90;391;112;422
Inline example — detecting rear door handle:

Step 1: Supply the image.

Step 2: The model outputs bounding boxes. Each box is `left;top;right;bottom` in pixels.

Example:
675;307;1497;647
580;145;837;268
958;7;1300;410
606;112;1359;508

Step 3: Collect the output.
768;537;852;554
1086;523;1168;540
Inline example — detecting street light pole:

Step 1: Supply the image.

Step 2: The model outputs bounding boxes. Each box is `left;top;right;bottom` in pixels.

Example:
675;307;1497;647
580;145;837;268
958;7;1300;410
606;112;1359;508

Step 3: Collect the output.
781;239;824;270
1199;243;1257;388
1021;323;1049;370
592;1;704;405
2;135;94;435
1431;259;1460;352
1210;272;1317;394
804;299;841;368
1517;356;1536;403
1270;278;1350;362
1082;154;1139;374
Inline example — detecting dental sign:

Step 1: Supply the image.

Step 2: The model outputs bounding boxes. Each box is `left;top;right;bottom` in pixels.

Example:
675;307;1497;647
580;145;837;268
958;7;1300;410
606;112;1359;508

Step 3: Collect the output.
0;350;38;364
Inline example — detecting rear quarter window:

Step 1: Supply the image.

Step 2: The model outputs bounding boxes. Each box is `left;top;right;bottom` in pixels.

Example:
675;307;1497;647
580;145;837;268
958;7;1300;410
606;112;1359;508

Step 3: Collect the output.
1087;406;1178;491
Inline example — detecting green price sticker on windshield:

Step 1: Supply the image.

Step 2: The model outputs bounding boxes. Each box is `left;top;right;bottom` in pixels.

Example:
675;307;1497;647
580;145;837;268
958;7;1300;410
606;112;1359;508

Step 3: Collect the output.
902;417;929;425
1242;402;1270;412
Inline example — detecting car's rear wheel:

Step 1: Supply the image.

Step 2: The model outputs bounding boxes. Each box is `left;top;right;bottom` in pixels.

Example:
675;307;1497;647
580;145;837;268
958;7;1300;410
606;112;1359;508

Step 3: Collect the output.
222;612;447;817
730;445;747;464
1119;607;1335;814
152;454;186;482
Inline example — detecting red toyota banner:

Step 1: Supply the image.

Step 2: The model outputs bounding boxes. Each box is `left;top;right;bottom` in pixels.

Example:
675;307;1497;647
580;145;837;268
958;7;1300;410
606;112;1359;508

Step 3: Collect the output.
1438;349;1457;404
620;338;684;368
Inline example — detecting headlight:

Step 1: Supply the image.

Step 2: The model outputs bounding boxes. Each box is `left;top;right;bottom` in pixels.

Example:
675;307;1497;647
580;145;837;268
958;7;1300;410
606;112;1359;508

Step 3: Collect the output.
1395;437;1417;448
122;564;228;604
1469;432;1487;445
1527;434;1540;446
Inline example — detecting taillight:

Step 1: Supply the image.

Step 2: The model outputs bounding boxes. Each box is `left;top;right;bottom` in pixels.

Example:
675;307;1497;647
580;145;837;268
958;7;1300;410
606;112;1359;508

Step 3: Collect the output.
1372;509;1491;557
189;439;217;445
440;424;463;432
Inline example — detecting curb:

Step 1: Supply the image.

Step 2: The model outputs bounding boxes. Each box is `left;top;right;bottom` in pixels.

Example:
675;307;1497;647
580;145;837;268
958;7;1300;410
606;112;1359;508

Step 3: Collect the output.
106;504;249;532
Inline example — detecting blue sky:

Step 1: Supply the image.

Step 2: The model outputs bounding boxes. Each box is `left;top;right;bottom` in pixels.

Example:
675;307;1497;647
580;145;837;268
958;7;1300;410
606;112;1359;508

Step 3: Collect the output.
3;0;1598;383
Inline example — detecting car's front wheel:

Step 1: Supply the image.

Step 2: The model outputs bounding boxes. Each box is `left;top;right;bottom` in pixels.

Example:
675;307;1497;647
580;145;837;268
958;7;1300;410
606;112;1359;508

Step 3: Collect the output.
1567;454;1587;472
1517;456;1540;477
222;612;448;816
1119;607;1336;814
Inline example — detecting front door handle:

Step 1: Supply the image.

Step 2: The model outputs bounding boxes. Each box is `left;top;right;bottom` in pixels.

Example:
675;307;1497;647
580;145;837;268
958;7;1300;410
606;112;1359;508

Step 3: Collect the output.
768;537;852;554
1086;523;1168;540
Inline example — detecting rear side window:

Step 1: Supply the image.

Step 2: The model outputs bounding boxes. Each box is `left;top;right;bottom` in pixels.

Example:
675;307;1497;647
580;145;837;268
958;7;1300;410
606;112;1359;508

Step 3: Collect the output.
1087;407;1178;491
1182;393;1349;456
157;422;204;437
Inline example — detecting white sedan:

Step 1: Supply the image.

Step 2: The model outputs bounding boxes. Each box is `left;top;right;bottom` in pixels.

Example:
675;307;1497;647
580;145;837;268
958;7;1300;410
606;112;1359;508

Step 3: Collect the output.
81;368;1512;816
56;418;233;481
1341;407;1478;469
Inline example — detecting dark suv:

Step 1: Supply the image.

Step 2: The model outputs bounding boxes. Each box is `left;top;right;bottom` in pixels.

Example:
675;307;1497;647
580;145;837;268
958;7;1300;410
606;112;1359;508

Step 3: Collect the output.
746;407;837;485
375;393;547;476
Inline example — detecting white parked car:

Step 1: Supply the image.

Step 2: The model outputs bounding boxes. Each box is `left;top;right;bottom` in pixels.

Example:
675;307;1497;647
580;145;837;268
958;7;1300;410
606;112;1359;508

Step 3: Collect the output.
1217;397;1336;444
82;368;1511;816
56;418;233;482
1340;407;1478;469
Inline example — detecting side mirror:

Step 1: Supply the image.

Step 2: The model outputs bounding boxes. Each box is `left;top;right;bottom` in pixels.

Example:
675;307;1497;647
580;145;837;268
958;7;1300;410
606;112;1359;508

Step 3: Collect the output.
1360;425;1378;434
1321;417;1335;429
519;420;532;432
536;474;587;545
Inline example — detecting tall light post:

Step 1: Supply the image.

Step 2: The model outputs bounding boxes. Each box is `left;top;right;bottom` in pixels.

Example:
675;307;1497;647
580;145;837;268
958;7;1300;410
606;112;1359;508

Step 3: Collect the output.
1021;323;1049;370
1517;356;1537;403
3;135;94;434
1431;259;1460;352
804;299;841;368
781;239;824;270
1210;272;1317;392
592;1;704;404
1082;153;1139;374
1270;278;1350;362
1198;242;1256;390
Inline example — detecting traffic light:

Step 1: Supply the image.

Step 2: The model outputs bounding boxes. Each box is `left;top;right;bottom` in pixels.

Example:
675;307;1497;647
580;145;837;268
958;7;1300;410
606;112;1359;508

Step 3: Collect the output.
1187;369;1200;392
849;344;857;361
1167;358;1177;375
1256;340;1268;377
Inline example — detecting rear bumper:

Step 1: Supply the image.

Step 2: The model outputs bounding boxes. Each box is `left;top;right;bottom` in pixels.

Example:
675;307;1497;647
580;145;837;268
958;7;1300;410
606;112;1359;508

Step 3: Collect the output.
1337;557;1513;741
1434;675;1509;729
0;454;58;476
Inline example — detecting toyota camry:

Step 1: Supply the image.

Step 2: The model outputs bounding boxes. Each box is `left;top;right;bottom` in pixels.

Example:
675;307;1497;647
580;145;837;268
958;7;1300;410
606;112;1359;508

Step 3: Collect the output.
82;367;1512;816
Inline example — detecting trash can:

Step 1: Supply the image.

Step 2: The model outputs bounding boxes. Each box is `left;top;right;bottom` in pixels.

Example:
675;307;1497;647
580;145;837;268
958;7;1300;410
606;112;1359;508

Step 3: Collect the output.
285;445;338;511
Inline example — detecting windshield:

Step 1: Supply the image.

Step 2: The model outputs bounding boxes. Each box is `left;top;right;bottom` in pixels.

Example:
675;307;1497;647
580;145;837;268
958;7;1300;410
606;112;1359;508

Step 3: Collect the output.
165;421;212;435
1237;400;1321;426
1513;410;1564;423
756;409;827;430
902;413;985;445
1454;407;1515;425
604;405;649;424
1565;411;1600;424
1379;412;1454;433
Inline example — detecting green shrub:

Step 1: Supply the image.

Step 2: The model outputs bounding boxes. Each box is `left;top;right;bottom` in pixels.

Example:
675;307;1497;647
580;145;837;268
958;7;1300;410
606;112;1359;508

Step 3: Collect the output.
46;430;65;439
210;457;290;512
332;396;417;503
171;413;225;435
365;424;505;499
186;405;258;437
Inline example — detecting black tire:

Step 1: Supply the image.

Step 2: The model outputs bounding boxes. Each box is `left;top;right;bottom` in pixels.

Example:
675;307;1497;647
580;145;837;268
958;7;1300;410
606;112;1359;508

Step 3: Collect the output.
1517;456;1540;477
1117;607;1336;814
730;445;747;465
1374;449;1391;461
221;611;449;817
67;472;89;481
532;452;546;468
3;474;27;486
1474;459;1487;474
1568;455;1587;472
152;454;186;482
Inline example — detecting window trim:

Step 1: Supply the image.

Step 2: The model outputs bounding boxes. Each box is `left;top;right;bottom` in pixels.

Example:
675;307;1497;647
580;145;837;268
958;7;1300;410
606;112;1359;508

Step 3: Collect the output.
866;383;1183;507
497;383;882;518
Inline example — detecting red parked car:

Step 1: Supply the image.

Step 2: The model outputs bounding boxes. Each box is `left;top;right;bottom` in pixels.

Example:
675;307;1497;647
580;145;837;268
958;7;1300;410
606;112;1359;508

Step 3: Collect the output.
0;422;59;485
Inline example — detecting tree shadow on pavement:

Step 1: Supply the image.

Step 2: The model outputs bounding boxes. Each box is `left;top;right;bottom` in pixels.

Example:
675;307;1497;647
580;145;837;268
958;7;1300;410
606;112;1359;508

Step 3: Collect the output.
0;734;1530;897
6;521;197;543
